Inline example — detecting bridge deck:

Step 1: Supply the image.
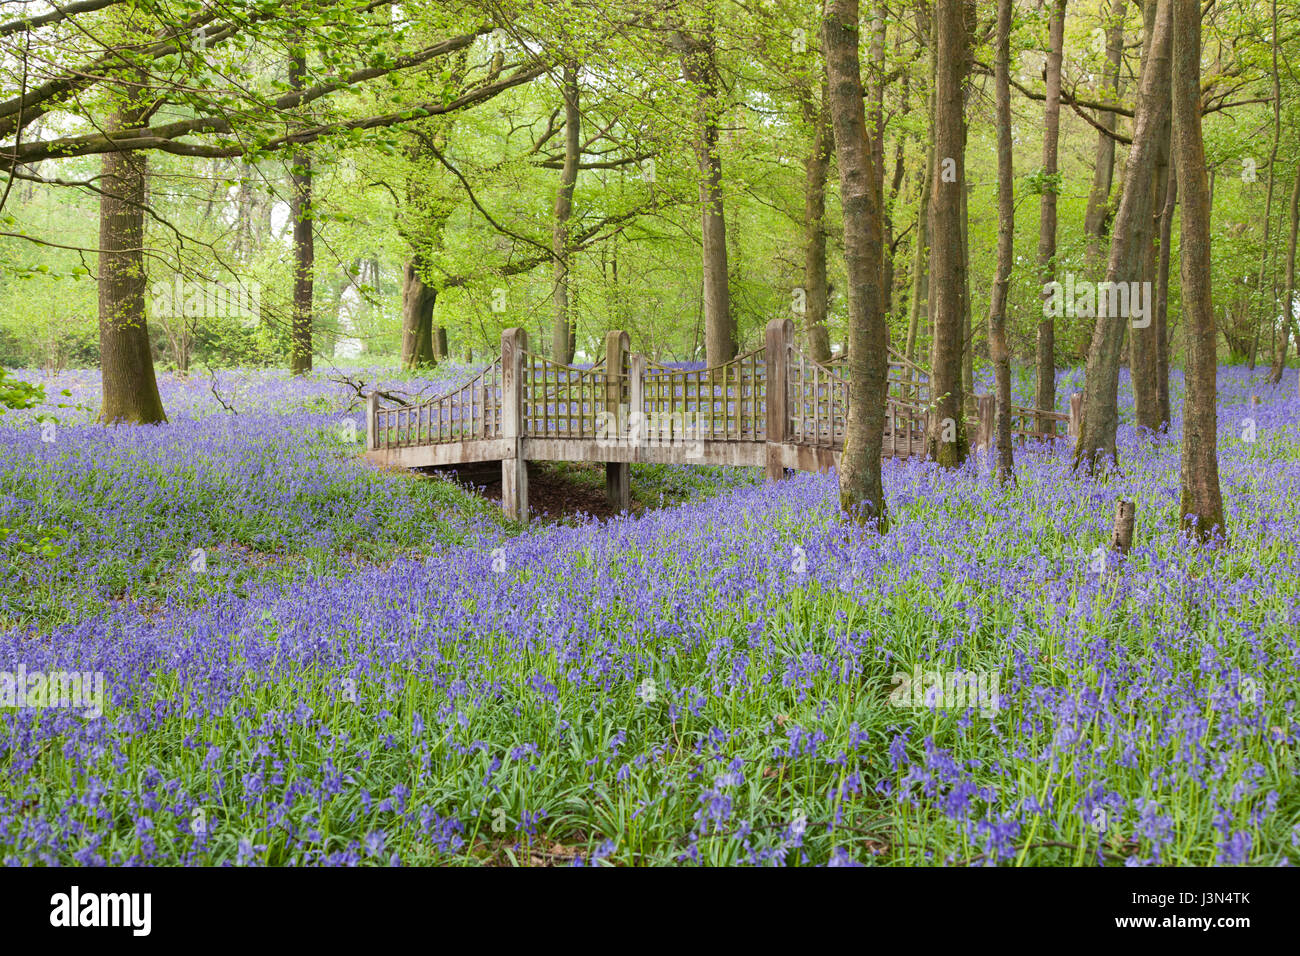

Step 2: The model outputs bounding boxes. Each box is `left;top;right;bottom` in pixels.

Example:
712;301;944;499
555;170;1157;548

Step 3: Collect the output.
364;319;1076;522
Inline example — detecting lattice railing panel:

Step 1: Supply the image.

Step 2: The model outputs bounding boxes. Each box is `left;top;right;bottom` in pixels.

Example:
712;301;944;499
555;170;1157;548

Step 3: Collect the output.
374;360;503;449
643;348;766;442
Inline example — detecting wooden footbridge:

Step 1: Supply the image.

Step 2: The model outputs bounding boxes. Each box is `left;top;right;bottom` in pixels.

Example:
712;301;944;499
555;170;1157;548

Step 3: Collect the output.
365;318;1079;522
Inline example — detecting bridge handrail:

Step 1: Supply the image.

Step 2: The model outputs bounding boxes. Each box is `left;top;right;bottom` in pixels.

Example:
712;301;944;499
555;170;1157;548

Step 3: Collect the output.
370;358;504;449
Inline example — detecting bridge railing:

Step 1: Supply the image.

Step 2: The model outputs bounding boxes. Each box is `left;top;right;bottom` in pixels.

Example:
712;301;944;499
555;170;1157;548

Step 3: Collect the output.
368;358;503;450
641;346;768;443
519;351;615;440
366;321;1080;464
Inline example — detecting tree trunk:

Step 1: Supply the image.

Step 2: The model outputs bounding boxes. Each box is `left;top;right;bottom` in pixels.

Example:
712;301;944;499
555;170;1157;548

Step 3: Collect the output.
289;47;312;375
988;0;1015;482
98;93;166;425
927;0;969;467
803;86;832;362
1268;160;1300;384
1132;94;1171;433
677;23;735;368
1252;0;1281;373
822;0;889;528
1083;0;1128;264
1154;151;1176;428
551;61;580;363
1171;0;1224;540
1074;0;1172;472
401;261;437;369
905;147;931;366
1035;0;1067;431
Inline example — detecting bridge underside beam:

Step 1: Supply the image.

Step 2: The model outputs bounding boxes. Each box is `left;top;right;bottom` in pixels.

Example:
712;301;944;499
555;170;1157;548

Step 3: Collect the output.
367;437;924;479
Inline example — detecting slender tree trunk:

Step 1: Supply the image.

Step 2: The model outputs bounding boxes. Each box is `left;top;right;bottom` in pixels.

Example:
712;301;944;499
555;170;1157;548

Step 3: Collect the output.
1251;0;1281;372
1155;151;1176;428
1074;0;1172;471
803;86;832;362
551;61;581;363
1268;162;1300;383
401;261;437;368
1036;0;1067;430
677;23;735;367
1132;95;1171;432
289;46;313;375
1172;0;1224;540
961;176;973;400
988;0;1015;482
823;0;888;527
905;148;930;366
98;91;166;424
927;0;969;467
1083;0;1128;263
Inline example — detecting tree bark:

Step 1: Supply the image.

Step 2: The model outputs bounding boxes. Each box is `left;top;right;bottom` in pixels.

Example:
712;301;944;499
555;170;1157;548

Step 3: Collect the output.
401;260;437;369
927;0;969;467
1268;161;1300;384
822;0;889;528
98;84;166;425
905;148;930;367
1074;0;1172;472
551;61;580;363
988;0;1015;482
289;46;313;375
1252;0;1281;372
1083;0;1128;264
676;22;735;368
1154;151;1176;428
1035;0;1067;431
1171;0;1224;540
803;83;832;362
1132;91;1171;433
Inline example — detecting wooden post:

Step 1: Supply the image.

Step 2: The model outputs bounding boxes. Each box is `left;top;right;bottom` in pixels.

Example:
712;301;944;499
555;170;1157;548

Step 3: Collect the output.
501;327;529;523
628;353;646;446
1109;500;1136;555
764;317;793;480
976;393;994;455
605;330;631;512
366;391;379;451
1068;392;1083;441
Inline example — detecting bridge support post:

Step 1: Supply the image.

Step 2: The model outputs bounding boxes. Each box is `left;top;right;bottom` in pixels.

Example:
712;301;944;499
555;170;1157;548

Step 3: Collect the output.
976;393;994;455
605;330;631;513
365;391;379;452
501;327;529;523
764;318;793;481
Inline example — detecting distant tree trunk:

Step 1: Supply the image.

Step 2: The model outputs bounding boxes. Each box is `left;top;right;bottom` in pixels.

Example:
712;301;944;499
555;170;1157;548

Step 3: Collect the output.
927;0;969;467
676;22;735;367
1268;161;1300;384
803;84;832;362
1132;90;1171;433
1083;0;1128;264
988;0;1015;482
961;176;973;399
822;0;888;528
1171;0;1224;540
98;92;166;425
551;61;581;363
1035;0;1067;431
907;5;934;369
1250;0;1281;372
1154;152;1176;428
289;46;313;375
401;261;437;369
1074;0;1172;472
905;147;931;366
